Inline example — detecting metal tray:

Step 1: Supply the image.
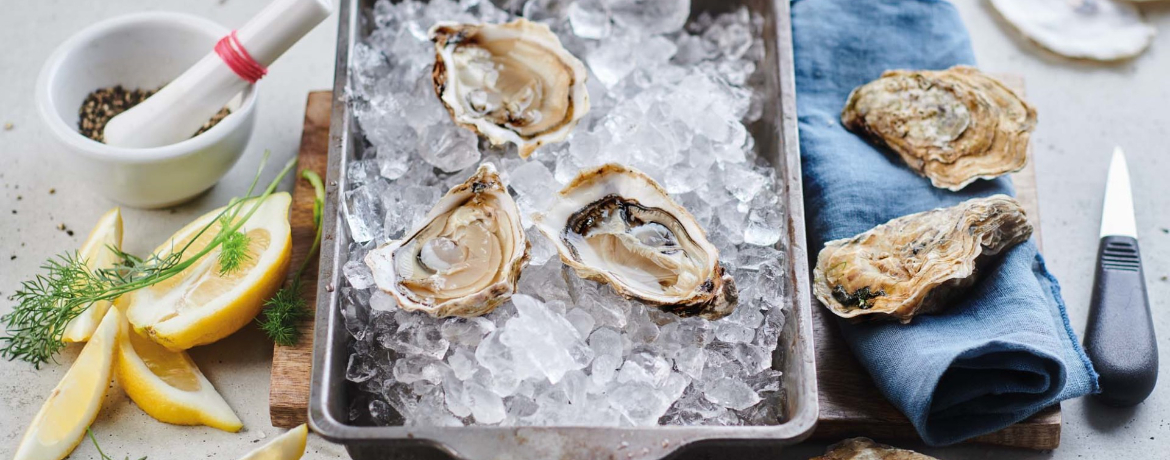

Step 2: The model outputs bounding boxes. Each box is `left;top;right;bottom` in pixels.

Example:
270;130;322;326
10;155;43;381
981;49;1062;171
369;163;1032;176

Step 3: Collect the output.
309;0;817;458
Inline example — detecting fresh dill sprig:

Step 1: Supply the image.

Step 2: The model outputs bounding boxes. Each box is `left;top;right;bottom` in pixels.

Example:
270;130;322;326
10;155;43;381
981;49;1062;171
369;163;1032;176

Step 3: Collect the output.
259;170;326;346
87;427;147;460
216;217;254;275
1;152;297;367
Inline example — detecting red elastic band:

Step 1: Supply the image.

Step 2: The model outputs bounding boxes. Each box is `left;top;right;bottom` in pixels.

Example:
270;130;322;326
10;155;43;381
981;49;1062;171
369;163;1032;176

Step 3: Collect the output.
215;31;267;83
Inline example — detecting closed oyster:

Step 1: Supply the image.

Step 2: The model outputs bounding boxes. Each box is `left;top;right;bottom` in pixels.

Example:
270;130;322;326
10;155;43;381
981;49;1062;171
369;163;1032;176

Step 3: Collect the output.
813;195;1032;323
429;19;590;158
841;66;1037;191
365;164;528;317
534;164;737;320
812;438;937;460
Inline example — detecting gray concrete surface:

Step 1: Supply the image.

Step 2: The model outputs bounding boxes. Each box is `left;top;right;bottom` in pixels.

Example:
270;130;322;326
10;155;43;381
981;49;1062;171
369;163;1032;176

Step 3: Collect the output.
0;0;1166;459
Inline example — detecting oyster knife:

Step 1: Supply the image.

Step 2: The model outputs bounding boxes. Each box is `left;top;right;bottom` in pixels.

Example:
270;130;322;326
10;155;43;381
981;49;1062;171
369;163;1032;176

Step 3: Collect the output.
1084;147;1157;406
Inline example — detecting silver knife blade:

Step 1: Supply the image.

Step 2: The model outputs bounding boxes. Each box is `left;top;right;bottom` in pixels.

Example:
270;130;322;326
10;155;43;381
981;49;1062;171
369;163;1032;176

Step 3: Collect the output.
1100;146;1138;239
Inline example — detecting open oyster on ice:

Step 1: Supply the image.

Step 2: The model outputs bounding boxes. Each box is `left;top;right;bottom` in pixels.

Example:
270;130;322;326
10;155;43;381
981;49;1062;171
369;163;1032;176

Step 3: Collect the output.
429;19;590;158
813;195;1032;323
534;164;737;320
842;66;1037;191
365;164;528;317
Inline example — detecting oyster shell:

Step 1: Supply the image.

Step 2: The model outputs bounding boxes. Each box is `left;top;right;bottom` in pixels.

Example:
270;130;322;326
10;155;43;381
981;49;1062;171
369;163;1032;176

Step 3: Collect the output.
429;19;590;158
989;0;1154;61
841;66;1037;191
365;164;528;317
812;438;937;460
813;195;1032;323
534;164;737;320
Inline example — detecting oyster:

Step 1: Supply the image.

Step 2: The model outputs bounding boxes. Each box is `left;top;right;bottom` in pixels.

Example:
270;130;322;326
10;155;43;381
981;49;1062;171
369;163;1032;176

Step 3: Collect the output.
812;437;937;460
365;164;528;317
841;66;1037;191
813;195;1032;323
534;164;737;319
989;0;1154;61
429;19;590;158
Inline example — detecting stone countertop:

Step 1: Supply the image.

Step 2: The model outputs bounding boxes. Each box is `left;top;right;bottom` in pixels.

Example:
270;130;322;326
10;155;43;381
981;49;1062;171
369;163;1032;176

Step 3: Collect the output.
0;1;1166;459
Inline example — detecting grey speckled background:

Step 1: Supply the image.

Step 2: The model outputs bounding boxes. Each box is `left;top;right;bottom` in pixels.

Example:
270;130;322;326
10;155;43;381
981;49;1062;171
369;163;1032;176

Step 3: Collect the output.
0;1;1166;458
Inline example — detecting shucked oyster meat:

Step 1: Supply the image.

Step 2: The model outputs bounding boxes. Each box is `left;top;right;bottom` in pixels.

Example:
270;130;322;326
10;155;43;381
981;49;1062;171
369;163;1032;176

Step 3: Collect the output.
813;195;1032;323
842;66;1037;191
535;164;738;320
429;19;590;158
365;164;528;317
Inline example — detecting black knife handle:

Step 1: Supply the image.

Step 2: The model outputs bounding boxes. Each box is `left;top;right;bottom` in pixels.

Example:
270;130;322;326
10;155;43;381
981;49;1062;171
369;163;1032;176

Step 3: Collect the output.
1084;235;1158;406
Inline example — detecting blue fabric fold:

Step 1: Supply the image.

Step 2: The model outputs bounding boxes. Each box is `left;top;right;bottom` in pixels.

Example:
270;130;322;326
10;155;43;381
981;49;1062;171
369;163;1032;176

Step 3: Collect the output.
790;0;1099;445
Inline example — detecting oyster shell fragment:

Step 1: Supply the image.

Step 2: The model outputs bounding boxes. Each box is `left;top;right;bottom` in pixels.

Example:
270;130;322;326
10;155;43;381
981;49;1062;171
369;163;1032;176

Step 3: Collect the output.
989;0;1155;61
534;164;737;320
813;195;1032;323
365;164;528;317
842;66;1037;191
812;437;938;460
429;19;590;158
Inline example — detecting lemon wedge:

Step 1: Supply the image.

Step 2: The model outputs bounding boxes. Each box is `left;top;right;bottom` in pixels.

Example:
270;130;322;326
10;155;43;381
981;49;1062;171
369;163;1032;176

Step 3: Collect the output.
114;315;243;432
13;307;120;460
125;193;292;350
62;208;123;343
238;424;308;460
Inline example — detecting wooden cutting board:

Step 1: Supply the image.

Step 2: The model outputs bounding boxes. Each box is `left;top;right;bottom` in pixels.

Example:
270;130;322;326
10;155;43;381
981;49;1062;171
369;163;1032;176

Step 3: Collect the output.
270;78;1060;449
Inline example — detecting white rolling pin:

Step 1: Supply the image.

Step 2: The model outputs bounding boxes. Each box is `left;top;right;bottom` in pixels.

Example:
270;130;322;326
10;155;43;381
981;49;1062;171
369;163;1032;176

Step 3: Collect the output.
103;0;332;148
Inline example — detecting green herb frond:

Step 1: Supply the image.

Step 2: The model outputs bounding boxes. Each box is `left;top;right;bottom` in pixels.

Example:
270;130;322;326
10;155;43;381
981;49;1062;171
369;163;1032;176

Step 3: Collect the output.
258;170;325;346
260;280;309;346
216;218;253;275
1;151;296;366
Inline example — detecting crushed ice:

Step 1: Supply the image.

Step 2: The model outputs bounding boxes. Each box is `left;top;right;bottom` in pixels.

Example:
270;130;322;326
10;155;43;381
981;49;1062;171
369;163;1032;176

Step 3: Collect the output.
342;0;788;427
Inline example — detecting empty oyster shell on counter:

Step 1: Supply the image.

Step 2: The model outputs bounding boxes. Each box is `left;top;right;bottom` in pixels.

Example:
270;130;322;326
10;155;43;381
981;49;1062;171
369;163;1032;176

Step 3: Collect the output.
812;437;938;460
989;0;1155;61
365;164;528;317
842;66;1037;191
429;19;590;158
813;195;1032;323
534;164;738;320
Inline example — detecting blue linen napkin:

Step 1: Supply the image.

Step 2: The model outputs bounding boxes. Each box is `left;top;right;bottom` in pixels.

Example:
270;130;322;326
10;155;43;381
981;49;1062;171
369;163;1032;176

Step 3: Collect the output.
790;0;1099;446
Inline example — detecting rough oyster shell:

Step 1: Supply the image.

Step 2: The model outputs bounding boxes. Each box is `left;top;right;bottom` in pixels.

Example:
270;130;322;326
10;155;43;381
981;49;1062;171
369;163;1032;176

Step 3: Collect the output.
989;0;1154;61
365;164;528;317
842;66;1037;191
429;19;590;158
813;195;1032;323
534;164;738;320
812;438;938;460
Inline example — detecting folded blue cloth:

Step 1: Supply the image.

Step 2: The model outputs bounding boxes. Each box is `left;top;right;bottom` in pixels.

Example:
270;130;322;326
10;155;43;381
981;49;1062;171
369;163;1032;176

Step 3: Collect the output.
791;0;1099;446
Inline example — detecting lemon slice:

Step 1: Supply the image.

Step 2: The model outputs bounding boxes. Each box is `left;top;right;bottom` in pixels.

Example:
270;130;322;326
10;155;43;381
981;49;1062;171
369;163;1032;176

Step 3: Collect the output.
238;424;308;460
13;308;120;460
62;208;123;343
114;316;243;432
125;193;292;350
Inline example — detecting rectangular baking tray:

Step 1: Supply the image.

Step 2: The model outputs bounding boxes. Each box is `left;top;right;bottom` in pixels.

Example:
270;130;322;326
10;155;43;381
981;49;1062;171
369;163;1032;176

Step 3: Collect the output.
309;0;817;458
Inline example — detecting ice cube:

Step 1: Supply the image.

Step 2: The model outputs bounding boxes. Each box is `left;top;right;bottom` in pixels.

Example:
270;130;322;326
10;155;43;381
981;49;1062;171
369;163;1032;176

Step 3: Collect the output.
343;182;387;243
607;0;690;36
343;260;376;290
466;381;507;424
417;124;481;173
568;0;611;39
440;317;496;347
702;377;761;410
608;382;672;425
